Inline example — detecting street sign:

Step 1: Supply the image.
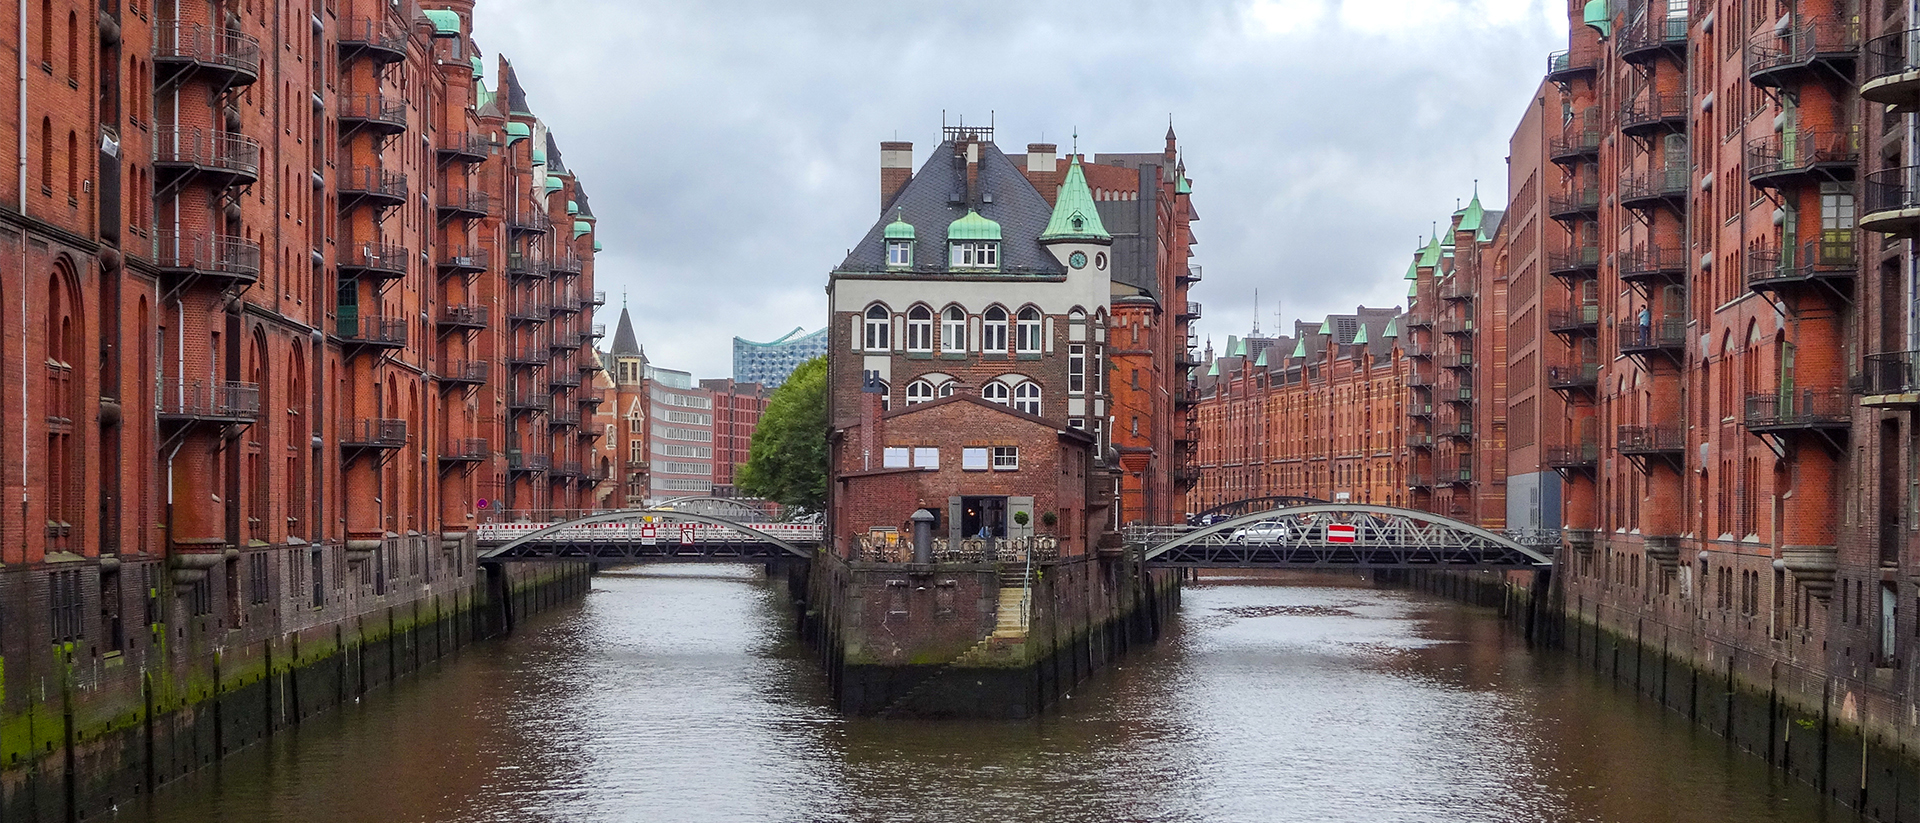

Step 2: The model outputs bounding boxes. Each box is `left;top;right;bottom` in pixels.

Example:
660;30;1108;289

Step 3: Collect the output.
679;523;695;545
1327;523;1357;543
640;524;657;546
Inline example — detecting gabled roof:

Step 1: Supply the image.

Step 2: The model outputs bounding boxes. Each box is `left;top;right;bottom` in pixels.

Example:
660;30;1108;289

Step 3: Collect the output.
1417;234;1442;268
877;393;1093;442
1457;191;1485;233
835;140;1065;275
1039;156;1112;242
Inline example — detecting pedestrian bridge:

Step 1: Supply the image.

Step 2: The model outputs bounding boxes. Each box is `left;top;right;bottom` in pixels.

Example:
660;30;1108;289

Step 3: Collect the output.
478;502;1551;570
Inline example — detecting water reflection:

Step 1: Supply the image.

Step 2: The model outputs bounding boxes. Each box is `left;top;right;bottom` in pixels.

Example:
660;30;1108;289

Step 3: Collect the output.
126;568;1834;823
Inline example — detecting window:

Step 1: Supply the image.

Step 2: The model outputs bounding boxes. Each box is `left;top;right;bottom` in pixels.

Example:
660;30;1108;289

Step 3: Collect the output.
992;446;1019;470
883;447;910;468
950;240;998;268
1013;382;1041;415
913;447;939;468
1016;307;1042;352
629;440;645;464
906;306;932;351
941;306;966;351
906;379;935;405
983;382;1010;405
962;447;990;471
864;304;890;350
982;307;1008;353
1069;345;1086;394
937;380;957;398
887;240;912;268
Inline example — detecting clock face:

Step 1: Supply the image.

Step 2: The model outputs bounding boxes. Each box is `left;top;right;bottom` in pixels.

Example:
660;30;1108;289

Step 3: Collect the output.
1069;251;1088;269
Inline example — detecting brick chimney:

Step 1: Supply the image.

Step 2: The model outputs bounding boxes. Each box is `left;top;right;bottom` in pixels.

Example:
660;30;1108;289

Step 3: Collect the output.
962;138;982;208
1026;143;1058;205
880;141;913;212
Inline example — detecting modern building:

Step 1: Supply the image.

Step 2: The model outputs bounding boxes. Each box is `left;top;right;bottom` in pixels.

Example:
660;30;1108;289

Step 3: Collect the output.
0;0;603;813
733;326;828;388
598;307;768;503
701;378;770;496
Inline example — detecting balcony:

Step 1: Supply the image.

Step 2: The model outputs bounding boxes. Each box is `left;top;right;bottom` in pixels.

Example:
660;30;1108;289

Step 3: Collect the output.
578;389;606;408
551;297;582;316
1439;317;1475;336
552;461;585;481
549;335;582;353
508;300;550;324
1408;473;1434;489
1619;167;1688;213
438;359;489;390
1180;301;1203;320
588;290;608;307
506;451;551;473
1862;351;1920;407
438;245;489;277
549;371;581;389
338;16;407;64
1748;15;1860;89
342;418;408;451
550;253;584;276
440;439;490;468
159;380;260;425
1409;403;1434;419
338;241;408;282
1546;48;1599;83
1438;278;1474;301
1406;370;1433;388
1437;352;1473;370
1619;13;1688;64
1744;238;1856;299
152;126;261;186
507;391;549;414
507;348;548;368
1441;386;1474;404
506;253;549;281
438;304;488;332
1618;245;1687;288
579;355;606;373
507;210;552;235
1179;265;1203;283
1617;425;1684;457
436;132;491;166
549;410;582;429
1746;129;1859;190
1405;314;1433;329
1547;187;1600;223
336;314;407;356
1546;441;1599;471
1548;119;1603;165
1546;244;1601;280
1408;432;1434;450
1547;362;1600;393
337;166;407;210
154;232;261;291
437;190;491;222
339;93;407;135
1439;464;1473;486
1620;93;1688;138
1620;317;1687;360
583;323;608;341
1861;166;1920;237
152;21;259;86
1865;29;1920;109
1745;389;1851;436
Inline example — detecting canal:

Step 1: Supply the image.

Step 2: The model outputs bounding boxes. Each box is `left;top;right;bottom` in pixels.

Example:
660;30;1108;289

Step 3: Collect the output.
122;568;1839;822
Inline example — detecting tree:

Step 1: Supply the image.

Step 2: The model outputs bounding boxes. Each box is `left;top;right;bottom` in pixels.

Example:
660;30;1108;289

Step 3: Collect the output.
738;355;828;514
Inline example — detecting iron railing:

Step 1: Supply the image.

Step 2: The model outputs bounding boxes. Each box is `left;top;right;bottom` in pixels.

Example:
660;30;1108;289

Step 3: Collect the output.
337;314;407;346
338;15;407;56
152;126;261;179
439;304;488;328
343;418;408;448
1617;425;1684;454
152;21;260;78
442;438;490;461
1619;167;1689;205
440;245;490;273
153;232;262;282
1545;440;1599;468
1746;129;1859;180
1548;304;1600;334
1547;362;1599;389
1747;15;1860;79
338;166;407;202
1548;187;1600;218
437;131;491;162
1744;389;1851;428
440;359;490;385
1546;244;1600;275
159;379;260;421
339;241;408;276
339;93;406;129
1618;245;1687;283
1620;93;1689;131
1744;238;1857;289
1621;317;1687;351
438;189;492;217
1863;351;1920;395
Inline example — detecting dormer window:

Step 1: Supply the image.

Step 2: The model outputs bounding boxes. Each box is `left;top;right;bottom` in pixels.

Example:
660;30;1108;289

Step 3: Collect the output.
887;240;912;268
950;240;999;269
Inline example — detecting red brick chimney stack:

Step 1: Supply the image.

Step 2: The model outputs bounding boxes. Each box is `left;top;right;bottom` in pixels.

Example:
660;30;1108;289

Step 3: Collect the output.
880;141;913;212
1026;143;1058;206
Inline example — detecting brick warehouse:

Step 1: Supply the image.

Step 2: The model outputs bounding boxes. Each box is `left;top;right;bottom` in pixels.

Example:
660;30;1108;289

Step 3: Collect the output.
0;0;603;816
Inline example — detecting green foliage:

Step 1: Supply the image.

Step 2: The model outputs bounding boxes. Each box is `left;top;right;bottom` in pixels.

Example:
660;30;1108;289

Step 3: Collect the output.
1040;511;1058;529
1013;511;1030;527
738;356;828;513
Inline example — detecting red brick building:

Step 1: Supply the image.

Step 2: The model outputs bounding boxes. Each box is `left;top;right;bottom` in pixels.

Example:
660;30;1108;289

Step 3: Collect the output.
0;0;602;797
702;377;769;497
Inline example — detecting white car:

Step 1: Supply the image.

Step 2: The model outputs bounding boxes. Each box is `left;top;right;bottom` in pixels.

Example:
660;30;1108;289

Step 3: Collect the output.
1228;523;1292;544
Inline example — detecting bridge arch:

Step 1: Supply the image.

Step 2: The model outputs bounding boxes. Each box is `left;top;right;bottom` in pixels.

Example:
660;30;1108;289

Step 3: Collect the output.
1144;504;1551;568
478;508;815;560
1188;495;1328;524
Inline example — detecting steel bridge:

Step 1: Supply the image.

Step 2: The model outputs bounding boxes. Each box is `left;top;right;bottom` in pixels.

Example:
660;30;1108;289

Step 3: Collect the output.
477;502;1551;571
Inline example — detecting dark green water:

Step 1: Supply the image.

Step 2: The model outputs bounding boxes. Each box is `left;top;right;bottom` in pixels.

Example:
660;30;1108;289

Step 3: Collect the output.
118;568;1838;822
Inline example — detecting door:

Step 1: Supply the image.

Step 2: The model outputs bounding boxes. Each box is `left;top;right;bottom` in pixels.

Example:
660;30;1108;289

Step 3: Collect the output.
1779;341;1796;417
1008;496;1035;539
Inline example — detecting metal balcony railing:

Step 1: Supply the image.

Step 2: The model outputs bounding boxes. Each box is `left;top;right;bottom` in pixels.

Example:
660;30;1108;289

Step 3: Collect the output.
1438;278;1474;301
339;241;408;278
339;93;407;130
1546;47;1599;80
1546;440;1600;469
1746;129;1859;183
153;232;262;285
1744;238;1857;292
549;371;581;389
1747;15;1860;84
1548;187;1600;219
507;348;548;367
1547;362;1600;390
1744;389;1851;430
1548;304;1600;334
338;15;407;59
583;323;607;340
439;304;488;329
436;131;491;163
1546;244;1601;277
159;379;260;422
550;253;584;275
1180;265;1203;282
1618;245;1688;284
506;451;551;472
337;314;407;347
1617;424;1684;454
437;189;491;219
440;359;490;386
507;210;553;235
342;418;408;449
588;290;608;306
1864;29;1920;108
506;253;548;279
1620;93;1689;133
152;21;260;81
338;166;407;204
1619;167;1689;207
1548;117;1603;162
152;126;262;181
441;438;490;462
1437;352;1473;369
1619;14;1688;59
508;300;550;323
1621;317;1687;352
439;245;489;274
1438;317;1475;335
1863;351;1920;397
1181;301;1202;319
507;391;549;412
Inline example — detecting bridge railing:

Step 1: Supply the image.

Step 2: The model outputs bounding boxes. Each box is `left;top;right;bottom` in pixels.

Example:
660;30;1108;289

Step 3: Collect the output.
852;535;1061;564
476;518;822;546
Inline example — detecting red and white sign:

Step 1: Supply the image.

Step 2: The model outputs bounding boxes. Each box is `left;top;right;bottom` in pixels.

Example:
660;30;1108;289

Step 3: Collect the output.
1326;523;1357;544
640;524;657;545
679;523;695;545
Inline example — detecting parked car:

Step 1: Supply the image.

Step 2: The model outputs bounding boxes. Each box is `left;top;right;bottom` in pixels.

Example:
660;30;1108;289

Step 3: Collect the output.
1228;522;1292;543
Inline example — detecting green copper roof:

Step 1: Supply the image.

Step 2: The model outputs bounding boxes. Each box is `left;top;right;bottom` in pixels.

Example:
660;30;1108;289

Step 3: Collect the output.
592;239;603;252
947;209;1002;241
1176;172;1192;195
1408;280;1418;298
1404;258;1419;280
1039;157;1112;242
504;121;531;144
423;9;461;35
1254;349;1268;367
573;220;592;238
543;178;563;193
1317;319;1332;335
1352;324;1369;345
532;147;547;164
475;81;495;110
1382;318;1399;338
1458;191;1486;233
469;55;484;77
1291;339;1307;358
1230;336;1245;357
1207;361;1220;377
1583;0;1612;36
883;212;916;240
566;199;579;215
1417;234;1442;268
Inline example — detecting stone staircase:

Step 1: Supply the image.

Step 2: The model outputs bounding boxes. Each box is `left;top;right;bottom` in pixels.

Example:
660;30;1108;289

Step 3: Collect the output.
876;566;1032;717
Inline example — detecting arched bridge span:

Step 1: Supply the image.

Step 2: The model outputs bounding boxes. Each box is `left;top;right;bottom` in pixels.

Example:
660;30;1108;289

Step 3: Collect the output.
477;508;820;562
1134;504;1552;569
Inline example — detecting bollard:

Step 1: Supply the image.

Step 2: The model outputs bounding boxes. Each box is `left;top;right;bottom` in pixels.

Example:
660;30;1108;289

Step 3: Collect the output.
911;509;935;564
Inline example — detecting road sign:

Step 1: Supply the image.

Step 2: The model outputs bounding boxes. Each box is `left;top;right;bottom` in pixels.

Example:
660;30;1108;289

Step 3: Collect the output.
1327;523;1357;543
640;524;657;546
679;523;695;545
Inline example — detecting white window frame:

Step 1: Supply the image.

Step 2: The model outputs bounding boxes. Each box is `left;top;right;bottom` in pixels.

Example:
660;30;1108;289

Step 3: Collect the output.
937;380;957;398
962;447;990;471
882;447;910;468
949;240;999;269
941;306;966;352
982;382;1010;405
1068;344;1086;394
1016;307;1042;353
982;307;1008;353
906;306;933;352
992;446;1019;470
912;447;939;468
886;240;912;268
1013;382;1041;416
905;379;935;405
863;305;890;350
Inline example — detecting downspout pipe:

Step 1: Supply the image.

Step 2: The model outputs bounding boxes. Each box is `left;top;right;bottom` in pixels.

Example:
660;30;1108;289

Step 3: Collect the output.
20;0;29;520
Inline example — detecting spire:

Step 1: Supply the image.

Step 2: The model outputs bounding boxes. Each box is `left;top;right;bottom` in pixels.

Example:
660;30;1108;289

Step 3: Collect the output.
610;306;642;357
1039;154;1112;242
1458;185;1486;233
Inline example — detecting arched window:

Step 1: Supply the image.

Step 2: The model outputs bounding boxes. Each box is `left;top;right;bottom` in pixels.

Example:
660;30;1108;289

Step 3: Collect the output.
45;266;78;552
905;305;932;352
1016;307;1042;353
982;382;1010;405
65;11;76;81
863;304;890;350
1013;382;1041;415
982;306;1008;353
874;380;891;411
905;379;935;405
941;306;966;352
938;380;957;398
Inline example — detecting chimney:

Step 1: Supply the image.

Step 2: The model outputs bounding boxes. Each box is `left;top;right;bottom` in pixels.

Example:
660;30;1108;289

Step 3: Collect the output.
880;141;913;213
964;139;982;208
1026;143;1058;206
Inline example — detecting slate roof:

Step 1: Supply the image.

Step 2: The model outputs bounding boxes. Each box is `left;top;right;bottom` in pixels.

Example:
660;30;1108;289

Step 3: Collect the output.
545;134;569;176
835;140;1066;276
610;306;641;356
501;59;531;115
574;183;594;218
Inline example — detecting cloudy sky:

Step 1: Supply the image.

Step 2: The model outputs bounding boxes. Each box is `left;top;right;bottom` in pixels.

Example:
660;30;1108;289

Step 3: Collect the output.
473;0;1569;379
